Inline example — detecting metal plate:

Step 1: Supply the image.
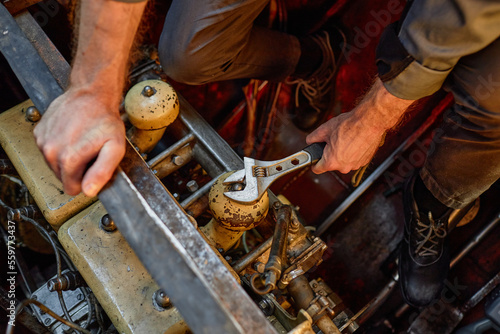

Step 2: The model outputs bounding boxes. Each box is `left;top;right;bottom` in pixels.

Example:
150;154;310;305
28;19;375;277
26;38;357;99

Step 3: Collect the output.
0;100;96;229
58;202;189;334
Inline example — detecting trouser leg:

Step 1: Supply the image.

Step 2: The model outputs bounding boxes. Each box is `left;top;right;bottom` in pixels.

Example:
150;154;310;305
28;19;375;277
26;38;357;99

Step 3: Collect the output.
158;0;300;84
420;38;500;209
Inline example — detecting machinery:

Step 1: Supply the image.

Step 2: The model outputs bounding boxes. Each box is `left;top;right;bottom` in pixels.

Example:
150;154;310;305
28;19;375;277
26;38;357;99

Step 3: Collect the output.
1;1;499;334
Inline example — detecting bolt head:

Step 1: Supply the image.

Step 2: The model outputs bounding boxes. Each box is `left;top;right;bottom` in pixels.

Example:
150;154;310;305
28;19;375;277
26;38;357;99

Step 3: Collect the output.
153;289;171;309
231;183;244;191
142;85;156;97
100;214;117;232
171;155;185;166
186;180;199;193
25;106;41;122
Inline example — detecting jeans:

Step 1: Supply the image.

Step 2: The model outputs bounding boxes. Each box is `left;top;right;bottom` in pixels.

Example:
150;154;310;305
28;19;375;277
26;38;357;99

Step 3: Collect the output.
421;37;500;209
158;0;300;85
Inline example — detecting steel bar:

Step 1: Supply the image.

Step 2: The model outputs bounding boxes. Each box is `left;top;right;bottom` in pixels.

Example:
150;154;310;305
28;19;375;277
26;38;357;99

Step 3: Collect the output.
233;236;273;273
181;177;219;209
15;10;71;89
356;271;399;326
147;132;195;167
179;96;243;172
315;94;454;236
450;211;500;268
0;4;63;113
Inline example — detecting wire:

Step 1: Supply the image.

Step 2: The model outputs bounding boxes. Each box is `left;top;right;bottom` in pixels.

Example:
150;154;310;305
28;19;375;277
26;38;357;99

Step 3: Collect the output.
5;299;91;334
17;214;76;330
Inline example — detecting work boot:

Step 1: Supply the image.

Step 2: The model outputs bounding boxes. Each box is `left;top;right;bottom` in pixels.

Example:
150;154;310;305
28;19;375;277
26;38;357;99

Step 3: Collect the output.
287;29;344;131
399;172;452;307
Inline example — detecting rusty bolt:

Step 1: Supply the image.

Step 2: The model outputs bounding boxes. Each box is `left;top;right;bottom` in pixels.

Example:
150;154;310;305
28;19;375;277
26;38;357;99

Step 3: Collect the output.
25;106;41;122
253;261;265;273
100;214;117;232
171;155;185;166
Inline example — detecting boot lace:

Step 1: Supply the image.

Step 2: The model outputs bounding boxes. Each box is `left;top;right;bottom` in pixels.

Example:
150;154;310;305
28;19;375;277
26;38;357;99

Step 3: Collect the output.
414;212;447;257
286;31;338;113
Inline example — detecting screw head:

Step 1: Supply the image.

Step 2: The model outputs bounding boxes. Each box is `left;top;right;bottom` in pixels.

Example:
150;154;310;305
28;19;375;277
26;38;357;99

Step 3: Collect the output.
142;85;156;97
26;106;41;122
100;214;117;232
44;318;51;325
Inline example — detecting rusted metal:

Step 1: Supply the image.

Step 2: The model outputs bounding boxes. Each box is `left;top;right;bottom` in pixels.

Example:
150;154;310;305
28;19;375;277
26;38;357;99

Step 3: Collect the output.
288;276;341;334
208;172;269;231
2;0;43;14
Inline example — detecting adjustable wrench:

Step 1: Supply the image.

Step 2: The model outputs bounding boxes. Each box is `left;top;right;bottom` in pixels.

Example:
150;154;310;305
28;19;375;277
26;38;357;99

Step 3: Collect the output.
223;142;326;203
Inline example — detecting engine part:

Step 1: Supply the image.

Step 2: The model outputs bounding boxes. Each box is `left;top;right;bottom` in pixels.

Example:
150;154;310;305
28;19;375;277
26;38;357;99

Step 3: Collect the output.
223;143;326;203
124;79;179;153
31;270;91;334
288;276;341;334
251;204;291;294
201;171;270;251
47;271;86;292
58;202;189;333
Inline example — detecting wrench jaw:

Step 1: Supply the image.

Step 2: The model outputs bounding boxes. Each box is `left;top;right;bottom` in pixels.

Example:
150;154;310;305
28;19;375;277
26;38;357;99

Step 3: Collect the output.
223;152;314;203
223;157;260;203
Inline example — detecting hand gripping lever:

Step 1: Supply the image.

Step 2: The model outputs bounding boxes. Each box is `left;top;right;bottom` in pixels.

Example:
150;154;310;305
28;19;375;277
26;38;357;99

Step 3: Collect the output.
223;142;326;203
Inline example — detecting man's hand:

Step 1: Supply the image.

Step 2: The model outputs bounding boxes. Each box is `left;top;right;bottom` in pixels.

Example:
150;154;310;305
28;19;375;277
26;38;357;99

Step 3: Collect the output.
32;0;145;197
34;89;125;197
306;78;415;174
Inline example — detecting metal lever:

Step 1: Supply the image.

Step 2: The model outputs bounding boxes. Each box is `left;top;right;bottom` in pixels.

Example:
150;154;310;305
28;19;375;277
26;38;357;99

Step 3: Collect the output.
223;142;326;203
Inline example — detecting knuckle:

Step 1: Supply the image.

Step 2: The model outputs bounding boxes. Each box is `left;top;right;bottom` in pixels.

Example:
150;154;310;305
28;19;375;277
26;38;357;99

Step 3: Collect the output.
42;144;58;161
60;150;80;168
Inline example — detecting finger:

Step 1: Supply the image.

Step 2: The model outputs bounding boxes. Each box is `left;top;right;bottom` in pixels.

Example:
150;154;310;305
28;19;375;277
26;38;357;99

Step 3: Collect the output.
81;139;125;197
306;123;330;145
311;157;328;174
311;143;335;174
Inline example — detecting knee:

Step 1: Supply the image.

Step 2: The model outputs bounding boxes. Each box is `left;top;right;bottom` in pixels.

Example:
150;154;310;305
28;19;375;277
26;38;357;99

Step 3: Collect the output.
158;36;222;85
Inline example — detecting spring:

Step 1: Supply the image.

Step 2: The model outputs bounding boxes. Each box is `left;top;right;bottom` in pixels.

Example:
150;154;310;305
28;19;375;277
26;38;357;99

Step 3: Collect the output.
253;166;267;177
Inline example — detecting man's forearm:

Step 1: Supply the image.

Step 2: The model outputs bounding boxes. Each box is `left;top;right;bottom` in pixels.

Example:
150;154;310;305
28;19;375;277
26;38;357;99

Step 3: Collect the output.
71;0;146;104
354;78;415;133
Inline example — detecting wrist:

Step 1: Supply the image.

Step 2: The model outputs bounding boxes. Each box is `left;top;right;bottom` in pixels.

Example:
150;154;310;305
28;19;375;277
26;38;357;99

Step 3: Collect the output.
357;78;415;131
66;84;122;115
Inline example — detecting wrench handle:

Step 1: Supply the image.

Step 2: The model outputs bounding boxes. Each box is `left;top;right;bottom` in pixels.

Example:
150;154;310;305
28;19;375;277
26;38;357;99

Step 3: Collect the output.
303;142;326;164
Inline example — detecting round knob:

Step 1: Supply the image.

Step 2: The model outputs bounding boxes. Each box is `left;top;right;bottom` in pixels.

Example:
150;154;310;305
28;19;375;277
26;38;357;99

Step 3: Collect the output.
124;80;179;130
